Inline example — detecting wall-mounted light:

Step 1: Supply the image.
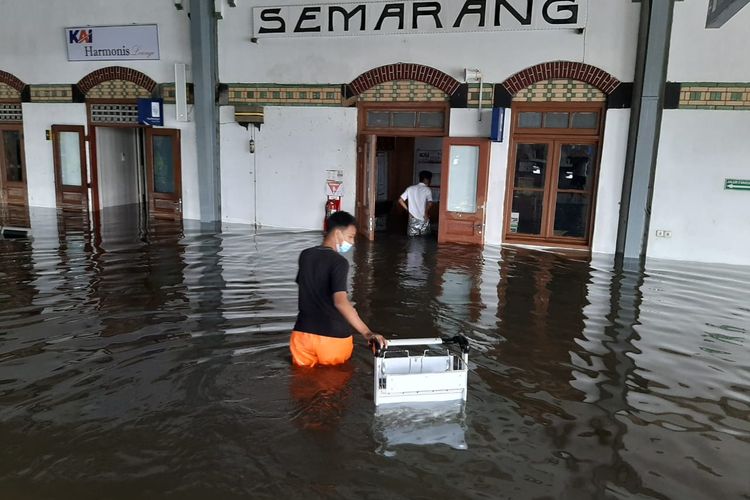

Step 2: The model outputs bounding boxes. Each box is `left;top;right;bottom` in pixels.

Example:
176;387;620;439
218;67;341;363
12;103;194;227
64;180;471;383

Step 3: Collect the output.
249;139;256;154
464;68;484;121
227;0;238;6
174;0;184;10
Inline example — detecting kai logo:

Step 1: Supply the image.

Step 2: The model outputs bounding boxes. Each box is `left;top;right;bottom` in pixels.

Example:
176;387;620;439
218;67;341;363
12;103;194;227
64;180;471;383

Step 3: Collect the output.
68;29;93;44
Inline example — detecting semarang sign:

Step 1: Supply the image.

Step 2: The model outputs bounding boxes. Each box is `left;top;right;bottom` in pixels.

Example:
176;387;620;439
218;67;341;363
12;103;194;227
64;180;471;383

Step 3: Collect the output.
252;0;589;38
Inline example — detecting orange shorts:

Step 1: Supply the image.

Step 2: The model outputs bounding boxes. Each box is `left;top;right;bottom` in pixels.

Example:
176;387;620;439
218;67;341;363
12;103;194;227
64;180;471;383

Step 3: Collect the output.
290;331;354;367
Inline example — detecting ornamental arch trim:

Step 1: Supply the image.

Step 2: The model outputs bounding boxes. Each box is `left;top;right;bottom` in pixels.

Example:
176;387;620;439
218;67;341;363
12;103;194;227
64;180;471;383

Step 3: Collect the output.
77;66;157;96
348;63;461;97
0;70;26;94
502;62;621;96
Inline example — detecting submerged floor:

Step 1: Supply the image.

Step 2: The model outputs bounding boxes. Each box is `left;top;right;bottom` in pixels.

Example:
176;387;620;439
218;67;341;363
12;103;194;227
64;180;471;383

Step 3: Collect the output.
1;208;749;499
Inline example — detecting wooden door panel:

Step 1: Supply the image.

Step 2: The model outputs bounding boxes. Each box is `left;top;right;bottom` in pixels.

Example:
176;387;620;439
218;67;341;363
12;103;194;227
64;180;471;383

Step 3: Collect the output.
145;128;182;221
438;138;490;245
52;125;89;214
0;125;29;227
356;134;377;240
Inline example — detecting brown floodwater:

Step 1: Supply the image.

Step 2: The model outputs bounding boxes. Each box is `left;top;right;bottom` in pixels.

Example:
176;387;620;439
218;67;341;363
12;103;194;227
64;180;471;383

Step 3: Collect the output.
1;207;749;499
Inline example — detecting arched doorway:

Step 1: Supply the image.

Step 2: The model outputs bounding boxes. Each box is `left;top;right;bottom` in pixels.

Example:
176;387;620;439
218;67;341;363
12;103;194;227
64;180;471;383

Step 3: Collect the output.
349;63;491;245
0;70;29;228
501;62;622;249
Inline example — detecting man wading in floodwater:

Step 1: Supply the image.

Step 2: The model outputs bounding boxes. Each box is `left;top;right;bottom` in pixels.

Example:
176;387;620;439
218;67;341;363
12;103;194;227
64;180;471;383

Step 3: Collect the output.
290;211;388;367
399;170;433;237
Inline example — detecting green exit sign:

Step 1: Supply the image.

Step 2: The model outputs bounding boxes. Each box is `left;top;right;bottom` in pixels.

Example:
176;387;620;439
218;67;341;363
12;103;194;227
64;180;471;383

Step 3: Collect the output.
725;179;750;191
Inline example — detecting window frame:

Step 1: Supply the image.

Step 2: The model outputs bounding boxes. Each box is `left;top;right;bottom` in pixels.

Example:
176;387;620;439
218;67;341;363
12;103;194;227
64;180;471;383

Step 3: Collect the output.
503;102;606;248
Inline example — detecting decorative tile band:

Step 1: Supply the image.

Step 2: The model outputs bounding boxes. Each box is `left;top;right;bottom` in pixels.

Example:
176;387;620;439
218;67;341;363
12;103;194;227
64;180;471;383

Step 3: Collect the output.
0;82;21;101
513;79;606;102
679;83;750;110
227;84;342;107
467;83;494;108
359;80;448;102
30;85;73;103
87;80;151;100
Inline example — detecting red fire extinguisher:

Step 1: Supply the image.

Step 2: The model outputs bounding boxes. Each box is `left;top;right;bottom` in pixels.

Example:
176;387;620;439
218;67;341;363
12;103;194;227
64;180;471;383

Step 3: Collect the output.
324;197;341;231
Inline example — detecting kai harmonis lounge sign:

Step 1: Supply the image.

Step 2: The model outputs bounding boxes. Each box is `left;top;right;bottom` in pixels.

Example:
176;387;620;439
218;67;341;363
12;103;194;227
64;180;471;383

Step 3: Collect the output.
65;24;160;61
252;0;588;38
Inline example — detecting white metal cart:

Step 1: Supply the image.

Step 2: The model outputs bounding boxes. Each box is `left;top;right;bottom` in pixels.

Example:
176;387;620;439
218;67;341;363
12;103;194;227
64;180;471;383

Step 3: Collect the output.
373;336;470;406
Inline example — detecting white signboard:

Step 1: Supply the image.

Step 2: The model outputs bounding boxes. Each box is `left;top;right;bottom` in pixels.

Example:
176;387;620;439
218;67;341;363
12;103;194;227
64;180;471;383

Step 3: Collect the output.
65;24;160;61
326;169;345;197
253;0;588;38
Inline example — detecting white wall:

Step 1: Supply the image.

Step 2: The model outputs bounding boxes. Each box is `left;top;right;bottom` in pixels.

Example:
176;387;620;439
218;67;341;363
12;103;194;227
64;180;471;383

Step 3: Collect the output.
219;108;255;225
96;128;138;208
669;1;750;81
591;109;629;255
21;103;88;209
0;0;191;85
649;111;750;266
218;1;640;84
161;105;200;221
250;107;357;230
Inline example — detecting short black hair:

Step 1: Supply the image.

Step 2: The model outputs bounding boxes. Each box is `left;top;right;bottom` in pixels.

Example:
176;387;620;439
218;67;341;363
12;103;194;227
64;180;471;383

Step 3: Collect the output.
419;170;433;182
327;211;356;233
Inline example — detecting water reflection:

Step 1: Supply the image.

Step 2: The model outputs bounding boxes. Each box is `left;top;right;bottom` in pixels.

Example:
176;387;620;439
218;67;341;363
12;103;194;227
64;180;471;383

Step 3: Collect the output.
1;209;749;499
373;402;468;454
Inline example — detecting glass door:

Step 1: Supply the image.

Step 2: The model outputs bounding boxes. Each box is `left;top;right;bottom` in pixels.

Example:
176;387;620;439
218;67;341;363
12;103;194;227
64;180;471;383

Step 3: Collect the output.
551;143;597;239
506;140;598;243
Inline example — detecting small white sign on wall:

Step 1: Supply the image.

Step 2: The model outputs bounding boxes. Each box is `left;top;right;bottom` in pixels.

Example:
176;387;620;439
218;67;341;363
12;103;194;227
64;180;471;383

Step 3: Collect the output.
65;24;160;61
326;169;345;197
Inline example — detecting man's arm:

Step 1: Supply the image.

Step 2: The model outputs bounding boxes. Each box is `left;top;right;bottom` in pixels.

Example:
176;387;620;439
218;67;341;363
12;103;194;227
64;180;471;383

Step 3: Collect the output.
398;198;408;211
333;291;387;348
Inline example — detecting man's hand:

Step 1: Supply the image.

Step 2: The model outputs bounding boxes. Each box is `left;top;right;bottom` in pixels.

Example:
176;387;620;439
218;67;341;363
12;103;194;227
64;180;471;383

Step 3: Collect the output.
363;331;388;349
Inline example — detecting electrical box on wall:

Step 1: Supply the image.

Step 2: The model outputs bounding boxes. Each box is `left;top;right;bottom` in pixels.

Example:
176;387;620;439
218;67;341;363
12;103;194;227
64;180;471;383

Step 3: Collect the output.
490;108;505;142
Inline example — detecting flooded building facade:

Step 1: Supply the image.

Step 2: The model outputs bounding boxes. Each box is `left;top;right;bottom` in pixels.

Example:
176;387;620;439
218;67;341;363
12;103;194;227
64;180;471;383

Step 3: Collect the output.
1;0;748;265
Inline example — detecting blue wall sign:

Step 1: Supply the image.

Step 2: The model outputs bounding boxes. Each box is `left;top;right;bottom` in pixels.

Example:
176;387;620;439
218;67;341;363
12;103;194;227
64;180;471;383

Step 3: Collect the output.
490;108;505;142
137;98;164;126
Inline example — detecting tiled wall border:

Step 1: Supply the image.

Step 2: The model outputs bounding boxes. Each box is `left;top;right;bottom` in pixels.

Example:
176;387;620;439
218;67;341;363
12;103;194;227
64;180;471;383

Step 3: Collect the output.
679;83;750;110
29;85;73;103
227;84;342;107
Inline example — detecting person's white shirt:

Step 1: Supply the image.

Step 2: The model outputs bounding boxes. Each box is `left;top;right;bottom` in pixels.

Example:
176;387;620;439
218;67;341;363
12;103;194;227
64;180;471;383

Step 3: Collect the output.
400;182;433;221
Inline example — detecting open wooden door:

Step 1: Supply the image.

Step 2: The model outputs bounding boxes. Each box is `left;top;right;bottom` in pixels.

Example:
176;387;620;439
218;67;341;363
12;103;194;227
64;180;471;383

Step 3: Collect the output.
52;125;89;214
438;138;490;245
0;124;29;227
145;128;182;220
355;134;377;240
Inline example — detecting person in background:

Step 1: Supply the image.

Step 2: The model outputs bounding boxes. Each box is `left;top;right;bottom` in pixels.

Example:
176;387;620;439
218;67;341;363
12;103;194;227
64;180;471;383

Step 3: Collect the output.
290;211;388;367
399;170;433;237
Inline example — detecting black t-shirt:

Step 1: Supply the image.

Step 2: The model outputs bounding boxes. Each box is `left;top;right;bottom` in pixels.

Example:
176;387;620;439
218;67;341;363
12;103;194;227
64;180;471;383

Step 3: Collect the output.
293;246;351;338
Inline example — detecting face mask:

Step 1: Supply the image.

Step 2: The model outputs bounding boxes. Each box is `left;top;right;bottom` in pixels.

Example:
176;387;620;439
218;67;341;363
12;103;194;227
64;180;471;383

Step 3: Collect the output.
337;241;353;254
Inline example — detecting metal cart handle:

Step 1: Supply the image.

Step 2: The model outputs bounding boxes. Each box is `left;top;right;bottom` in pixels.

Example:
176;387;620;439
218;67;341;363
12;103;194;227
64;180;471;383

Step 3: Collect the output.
371;335;470;357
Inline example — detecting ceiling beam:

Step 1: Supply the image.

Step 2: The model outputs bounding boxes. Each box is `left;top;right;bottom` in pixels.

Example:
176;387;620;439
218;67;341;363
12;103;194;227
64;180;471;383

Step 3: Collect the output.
706;0;750;28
